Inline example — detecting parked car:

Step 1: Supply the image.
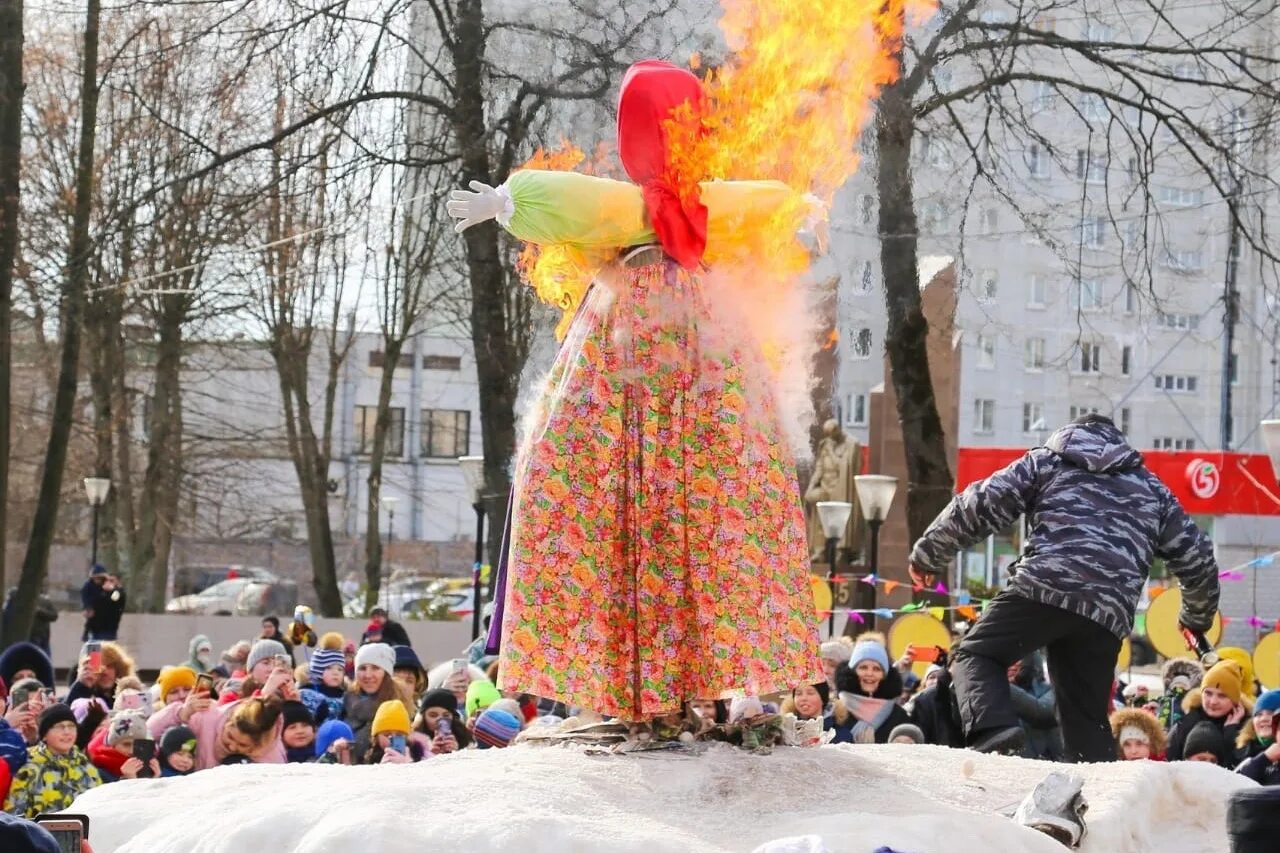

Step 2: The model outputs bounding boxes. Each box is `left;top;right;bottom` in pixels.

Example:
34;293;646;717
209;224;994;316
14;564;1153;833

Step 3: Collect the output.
343;576;476;621
165;575;298;617
170;564;278;598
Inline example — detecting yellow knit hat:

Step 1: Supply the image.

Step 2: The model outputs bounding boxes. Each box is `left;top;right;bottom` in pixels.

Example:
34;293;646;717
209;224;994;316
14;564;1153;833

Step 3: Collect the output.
318;632;346;651
157;666;198;702
371;700;411;737
1216;648;1256;699
1201;660;1244;704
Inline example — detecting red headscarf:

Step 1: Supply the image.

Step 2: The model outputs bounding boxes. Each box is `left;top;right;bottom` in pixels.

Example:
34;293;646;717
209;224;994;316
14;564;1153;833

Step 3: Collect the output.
617;60;708;270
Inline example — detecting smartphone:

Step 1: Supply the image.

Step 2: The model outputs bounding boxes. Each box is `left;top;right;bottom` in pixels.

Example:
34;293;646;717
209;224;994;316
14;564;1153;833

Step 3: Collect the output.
40;687;58;704
437;716;452;737
132;739;156;778
10;682;36;708
451;658;468;674
908;644;941;663
84;640;103;672
34;814;89;853
388;734;407;754
195;673;216;694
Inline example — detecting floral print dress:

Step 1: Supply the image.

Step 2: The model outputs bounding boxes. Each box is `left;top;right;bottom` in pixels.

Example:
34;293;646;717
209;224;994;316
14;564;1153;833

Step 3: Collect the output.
498;245;822;720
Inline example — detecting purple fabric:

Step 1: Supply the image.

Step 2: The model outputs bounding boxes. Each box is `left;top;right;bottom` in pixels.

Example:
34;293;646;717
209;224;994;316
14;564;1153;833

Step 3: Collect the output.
483;489;515;656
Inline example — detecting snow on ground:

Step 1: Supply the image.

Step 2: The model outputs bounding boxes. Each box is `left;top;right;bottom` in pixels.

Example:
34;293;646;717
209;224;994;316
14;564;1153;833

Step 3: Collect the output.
72;743;1252;853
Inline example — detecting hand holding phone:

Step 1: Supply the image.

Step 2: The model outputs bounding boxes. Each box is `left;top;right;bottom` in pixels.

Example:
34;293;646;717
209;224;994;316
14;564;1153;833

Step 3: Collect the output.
34;814;88;853
132;739;156;778
907;644;941;663
388;734;407;754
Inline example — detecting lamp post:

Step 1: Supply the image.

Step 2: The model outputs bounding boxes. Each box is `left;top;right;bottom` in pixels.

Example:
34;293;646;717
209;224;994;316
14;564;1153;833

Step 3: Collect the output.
83;477;111;566
854;474;899;628
459;455;486;640
816;500;853;638
380;495;398;592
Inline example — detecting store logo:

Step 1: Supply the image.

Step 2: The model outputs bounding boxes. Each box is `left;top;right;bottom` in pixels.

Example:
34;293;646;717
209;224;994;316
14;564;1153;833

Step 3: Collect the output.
1186;459;1220;499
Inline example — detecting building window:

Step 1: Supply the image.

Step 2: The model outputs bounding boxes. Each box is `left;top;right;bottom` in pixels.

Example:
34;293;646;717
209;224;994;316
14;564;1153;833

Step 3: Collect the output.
1154;374;1198;393
859;194;874;225
979;269;998;299
1154;437;1197;451
850;393;868;427
1069;404;1100;420
1022;402;1044;434
1075;151;1107;184
858;260;874;293
1077;279;1103;311
1124;281;1138;313
1084;21;1114;42
981;208;999;235
921;201;948;233
974;399;995;434
423;354;462;371
368;350;413;369
1028;274;1047;308
1081;93;1108;121
1119;407;1131;434
1121;345;1132;376
1163;250;1205;272
1171;62;1206;82
1158;185;1206;206
1025;337;1045;371
977;334;996;368
1155;311;1200;331
853;327;873;358
1079;216;1106;249
1078;342;1101;374
421;409;470;458
355;405;406;458
1027;143;1051;179
1030;80;1055;112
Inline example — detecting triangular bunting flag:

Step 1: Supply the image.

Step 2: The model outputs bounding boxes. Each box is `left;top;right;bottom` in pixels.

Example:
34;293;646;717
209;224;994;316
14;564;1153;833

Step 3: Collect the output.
849;611;865;624
862;573;878;586
874;608;895;620
933;581;948;594
927;607;946;621
900;602;922;613
957;605;978;620
956;591;971;605
883;580;900;596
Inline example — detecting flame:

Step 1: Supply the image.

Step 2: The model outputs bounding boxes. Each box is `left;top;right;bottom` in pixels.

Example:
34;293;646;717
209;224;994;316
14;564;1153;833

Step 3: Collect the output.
516;0;932;338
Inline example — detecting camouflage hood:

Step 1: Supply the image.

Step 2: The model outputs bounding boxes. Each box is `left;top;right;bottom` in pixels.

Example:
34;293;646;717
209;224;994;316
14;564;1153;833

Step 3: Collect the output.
1045;420;1142;474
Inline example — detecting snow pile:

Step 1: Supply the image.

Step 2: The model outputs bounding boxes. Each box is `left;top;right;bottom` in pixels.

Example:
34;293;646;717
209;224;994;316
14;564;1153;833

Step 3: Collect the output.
72;744;1251;853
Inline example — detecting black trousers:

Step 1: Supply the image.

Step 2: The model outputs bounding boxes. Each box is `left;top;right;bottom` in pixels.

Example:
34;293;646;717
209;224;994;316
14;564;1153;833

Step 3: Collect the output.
951;591;1120;762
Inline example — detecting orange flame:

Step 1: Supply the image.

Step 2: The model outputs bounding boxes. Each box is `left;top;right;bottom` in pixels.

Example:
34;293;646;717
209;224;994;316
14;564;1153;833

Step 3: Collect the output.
517;0;932;336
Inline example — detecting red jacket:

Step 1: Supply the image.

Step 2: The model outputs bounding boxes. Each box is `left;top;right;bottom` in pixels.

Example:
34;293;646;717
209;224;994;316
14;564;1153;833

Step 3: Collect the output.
87;726;129;779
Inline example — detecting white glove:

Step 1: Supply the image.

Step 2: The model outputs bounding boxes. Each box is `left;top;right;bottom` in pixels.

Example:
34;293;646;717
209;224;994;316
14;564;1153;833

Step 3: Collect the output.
447;180;511;233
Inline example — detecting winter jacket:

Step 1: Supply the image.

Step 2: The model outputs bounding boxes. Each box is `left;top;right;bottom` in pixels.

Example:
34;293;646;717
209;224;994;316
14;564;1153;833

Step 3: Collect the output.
86;727;127;782
1155;687;1192;733
0;720;29;776
1012;656;1065;761
66;680;115;709
1236;750;1280;785
910;420;1219;639
3;591;59;655
362;619;412;648
1166;690;1244;761
81;580;126;639
909;676;963;748
0;642;55;689
186;634;213;673
146;698;285;771
341;691;384;760
3;744;102;819
824;667;909;744
299;684;345;727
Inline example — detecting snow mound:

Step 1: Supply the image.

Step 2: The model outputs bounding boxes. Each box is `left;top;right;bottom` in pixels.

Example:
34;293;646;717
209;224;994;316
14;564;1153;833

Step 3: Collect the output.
72;744;1252;853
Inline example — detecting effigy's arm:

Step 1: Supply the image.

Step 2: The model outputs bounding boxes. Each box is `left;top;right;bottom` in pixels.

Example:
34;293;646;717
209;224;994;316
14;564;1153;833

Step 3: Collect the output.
448;170;813;250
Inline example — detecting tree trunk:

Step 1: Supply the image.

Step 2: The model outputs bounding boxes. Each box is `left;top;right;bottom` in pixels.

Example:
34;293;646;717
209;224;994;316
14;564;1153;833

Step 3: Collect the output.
453;0;516;569
362;339;402;613
6;0;100;643
137;296;184;611
876;77;954;545
0;0;24;608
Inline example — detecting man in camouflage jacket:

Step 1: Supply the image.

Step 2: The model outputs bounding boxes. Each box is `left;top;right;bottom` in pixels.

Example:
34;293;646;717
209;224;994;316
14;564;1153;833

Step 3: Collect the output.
909;414;1219;761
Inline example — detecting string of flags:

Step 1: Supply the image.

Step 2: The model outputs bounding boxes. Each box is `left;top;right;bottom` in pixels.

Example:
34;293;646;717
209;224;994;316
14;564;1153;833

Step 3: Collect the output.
817;549;1280;628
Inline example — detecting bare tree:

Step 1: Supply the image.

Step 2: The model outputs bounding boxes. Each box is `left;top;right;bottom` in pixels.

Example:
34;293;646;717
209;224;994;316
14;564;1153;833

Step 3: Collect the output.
0;0;22;602
872;0;1280;541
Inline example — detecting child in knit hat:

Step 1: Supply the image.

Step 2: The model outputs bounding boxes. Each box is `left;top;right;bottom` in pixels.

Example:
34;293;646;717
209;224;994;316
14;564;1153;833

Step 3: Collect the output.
781;683;829;721
465;678;501;720
1236;689;1280;785
158;725;197;776
1109;708;1167;760
392;646;428;706
300;648;347;725
88;709;158;781
473;707;521;749
414;688;471;753
888;723;927;744
1167;659;1249;761
367;700;425;764
281;701;317;763
314;720;356;765
1183;720;1231;764
155;666;198;712
4;704;102;818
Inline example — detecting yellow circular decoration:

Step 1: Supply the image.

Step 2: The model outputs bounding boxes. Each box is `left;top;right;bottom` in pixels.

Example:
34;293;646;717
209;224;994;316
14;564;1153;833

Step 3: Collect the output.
888;612;952;679
1116;637;1131;671
1252;632;1280;690
811;575;833;615
1144;588;1222;659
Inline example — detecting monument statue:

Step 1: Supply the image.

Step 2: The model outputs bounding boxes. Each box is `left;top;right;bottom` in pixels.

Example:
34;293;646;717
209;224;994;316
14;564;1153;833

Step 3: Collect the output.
804;418;864;562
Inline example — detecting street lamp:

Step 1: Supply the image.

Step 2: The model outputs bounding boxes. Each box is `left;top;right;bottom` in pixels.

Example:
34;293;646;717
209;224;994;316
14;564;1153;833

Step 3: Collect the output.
816;500;853;638
380;495;398;589
459;455;486;640
1261;420;1280;480
83;477;111;567
854;474;899;627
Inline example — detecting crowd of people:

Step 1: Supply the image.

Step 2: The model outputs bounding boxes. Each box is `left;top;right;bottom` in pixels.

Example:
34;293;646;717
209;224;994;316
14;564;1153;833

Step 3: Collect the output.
791;633;1280;783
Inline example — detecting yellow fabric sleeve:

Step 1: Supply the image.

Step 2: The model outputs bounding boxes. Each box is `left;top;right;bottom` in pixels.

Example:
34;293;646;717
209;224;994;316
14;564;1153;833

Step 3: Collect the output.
502;170;802;250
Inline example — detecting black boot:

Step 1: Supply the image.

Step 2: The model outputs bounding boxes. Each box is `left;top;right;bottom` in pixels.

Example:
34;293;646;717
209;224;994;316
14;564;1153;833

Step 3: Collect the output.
969;725;1026;755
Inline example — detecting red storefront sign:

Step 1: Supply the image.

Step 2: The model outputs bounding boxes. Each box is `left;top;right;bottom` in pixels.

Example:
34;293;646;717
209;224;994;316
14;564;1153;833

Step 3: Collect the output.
955;448;1280;517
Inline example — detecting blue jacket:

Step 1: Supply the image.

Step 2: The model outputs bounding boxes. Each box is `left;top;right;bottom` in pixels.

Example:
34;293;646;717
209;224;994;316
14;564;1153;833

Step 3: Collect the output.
1236;751;1280;786
0;719;28;775
910;420;1219;638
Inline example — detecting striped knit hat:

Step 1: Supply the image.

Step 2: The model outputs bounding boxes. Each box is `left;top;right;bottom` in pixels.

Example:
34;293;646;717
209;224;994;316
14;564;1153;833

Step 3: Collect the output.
309;649;347;684
473;708;521;749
